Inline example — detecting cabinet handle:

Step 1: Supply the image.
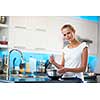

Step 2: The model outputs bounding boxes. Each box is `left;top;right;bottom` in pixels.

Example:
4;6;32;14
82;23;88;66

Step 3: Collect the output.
14;46;26;49
15;26;26;29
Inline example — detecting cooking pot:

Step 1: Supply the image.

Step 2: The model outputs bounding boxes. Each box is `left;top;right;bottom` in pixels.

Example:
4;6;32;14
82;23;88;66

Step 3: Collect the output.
46;69;63;80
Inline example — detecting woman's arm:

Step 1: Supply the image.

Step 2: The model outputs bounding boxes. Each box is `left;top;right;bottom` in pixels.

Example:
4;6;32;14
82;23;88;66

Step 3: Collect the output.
49;53;64;69
58;47;88;73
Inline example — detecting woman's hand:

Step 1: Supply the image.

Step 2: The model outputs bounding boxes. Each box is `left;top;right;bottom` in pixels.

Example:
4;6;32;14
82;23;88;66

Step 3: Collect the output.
49;55;55;64
58;68;67;74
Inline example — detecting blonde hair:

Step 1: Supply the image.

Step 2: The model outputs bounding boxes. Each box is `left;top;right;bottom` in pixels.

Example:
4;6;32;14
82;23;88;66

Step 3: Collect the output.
61;24;76;33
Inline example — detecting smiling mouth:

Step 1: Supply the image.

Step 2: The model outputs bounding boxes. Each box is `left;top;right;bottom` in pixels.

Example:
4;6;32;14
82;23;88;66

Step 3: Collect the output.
67;38;71;40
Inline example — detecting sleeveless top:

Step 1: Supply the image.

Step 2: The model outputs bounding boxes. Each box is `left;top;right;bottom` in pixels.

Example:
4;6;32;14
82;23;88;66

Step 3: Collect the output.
62;42;88;81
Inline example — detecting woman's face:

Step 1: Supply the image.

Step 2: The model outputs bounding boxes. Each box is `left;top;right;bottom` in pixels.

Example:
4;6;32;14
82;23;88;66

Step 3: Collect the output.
62;27;75;42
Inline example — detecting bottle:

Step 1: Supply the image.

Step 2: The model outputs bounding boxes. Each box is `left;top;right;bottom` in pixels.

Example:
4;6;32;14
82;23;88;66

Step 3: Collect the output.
29;57;36;73
3;55;8;65
26;62;30;73
40;60;45;73
3;55;8;74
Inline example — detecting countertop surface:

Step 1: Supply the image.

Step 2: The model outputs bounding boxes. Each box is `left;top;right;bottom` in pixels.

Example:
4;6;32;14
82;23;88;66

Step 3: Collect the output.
0;72;97;83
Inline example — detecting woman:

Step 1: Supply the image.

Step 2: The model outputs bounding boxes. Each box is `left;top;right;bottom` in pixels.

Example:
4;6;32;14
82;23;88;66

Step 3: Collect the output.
50;24;88;82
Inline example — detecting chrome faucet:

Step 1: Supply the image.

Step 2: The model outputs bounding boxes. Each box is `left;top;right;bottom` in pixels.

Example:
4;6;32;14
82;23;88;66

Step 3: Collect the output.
8;49;24;75
9;49;24;59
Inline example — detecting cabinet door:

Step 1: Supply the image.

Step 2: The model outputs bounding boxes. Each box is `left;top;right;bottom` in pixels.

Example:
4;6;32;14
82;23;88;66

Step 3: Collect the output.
26;16;49;49
11;27;27;48
26;28;48;49
9;16;27;48
9;16;27;27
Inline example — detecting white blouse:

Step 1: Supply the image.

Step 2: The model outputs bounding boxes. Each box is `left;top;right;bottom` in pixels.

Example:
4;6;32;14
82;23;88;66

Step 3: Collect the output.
62;42;88;81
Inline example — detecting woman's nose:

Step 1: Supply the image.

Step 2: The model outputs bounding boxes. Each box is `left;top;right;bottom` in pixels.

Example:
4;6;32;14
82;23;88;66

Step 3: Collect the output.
67;35;70;38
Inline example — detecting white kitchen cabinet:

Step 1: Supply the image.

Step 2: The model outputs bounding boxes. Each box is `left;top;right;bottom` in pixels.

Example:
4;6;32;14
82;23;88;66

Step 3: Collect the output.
19;16;52;49
25;16;63;50
8;16;48;49
10;27;27;48
8;16;27;49
9;16;27;27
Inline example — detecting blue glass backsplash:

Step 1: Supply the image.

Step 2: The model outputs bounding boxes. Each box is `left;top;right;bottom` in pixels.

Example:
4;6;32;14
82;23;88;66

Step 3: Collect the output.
88;55;97;72
9;52;50;68
0;50;97;72
73;16;99;22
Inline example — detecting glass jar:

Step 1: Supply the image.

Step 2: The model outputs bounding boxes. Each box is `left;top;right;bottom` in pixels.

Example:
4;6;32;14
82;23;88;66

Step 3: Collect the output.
0;16;7;24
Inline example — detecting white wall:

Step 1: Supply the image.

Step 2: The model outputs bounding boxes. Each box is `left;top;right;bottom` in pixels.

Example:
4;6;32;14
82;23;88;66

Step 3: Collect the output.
8;16;98;55
95;17;100;73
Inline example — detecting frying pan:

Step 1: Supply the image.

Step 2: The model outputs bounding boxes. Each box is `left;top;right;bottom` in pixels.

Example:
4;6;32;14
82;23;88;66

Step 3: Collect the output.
46;69;63;80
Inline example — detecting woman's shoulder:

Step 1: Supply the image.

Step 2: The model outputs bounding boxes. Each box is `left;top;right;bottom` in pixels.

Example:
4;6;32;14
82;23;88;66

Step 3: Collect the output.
80;42;88;47
80;42;88;52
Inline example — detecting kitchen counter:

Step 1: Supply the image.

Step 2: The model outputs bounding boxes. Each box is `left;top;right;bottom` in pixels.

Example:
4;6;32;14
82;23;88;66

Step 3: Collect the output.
0;72;98;83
